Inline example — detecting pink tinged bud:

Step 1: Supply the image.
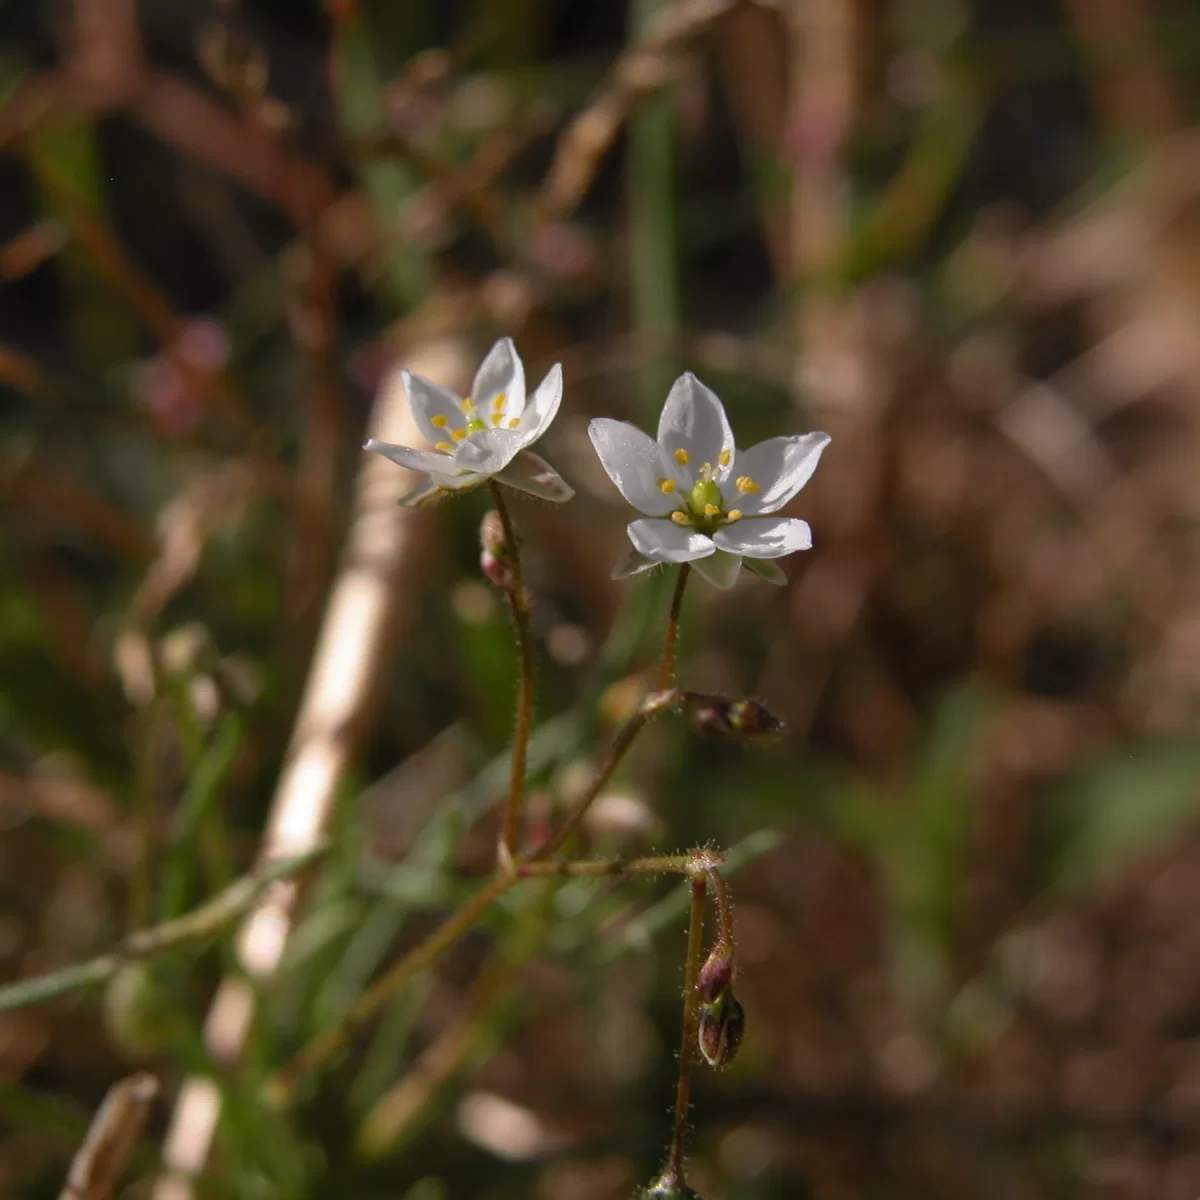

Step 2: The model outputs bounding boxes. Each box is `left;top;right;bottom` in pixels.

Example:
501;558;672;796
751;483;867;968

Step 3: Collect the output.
480;510;507;557
479;510;516;590
697;993;745;1068
696;942;734;1004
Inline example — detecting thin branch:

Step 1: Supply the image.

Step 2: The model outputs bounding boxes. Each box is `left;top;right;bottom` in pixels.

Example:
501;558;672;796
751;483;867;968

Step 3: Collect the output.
0;848;327;1016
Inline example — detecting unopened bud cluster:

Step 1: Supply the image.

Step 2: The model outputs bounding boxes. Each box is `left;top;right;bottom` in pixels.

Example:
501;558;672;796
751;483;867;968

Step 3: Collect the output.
695;939;744;1068
683;693;785;743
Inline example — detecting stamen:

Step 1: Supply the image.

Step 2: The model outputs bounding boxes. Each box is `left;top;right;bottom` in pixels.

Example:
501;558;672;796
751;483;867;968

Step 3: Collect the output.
735;476;759;494
719;449;732;467
658;478;677;494
452;429;467;441
726;509;743;521
491;414;503;426
431;415;449;429
461;398;476;412
674;448;689;466
435;441;454;453
492;392;506;413
704;503;720;517
701;462;712;479
670;511;692;526
508;417;520;428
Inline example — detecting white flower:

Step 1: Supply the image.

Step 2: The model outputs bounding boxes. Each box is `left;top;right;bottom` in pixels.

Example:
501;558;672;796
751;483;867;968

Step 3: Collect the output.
588;373;829;589
364;338;573;505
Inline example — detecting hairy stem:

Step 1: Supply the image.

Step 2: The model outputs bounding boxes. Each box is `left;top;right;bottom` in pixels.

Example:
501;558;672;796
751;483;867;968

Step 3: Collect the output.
657;563;690;691
518;853;695;879
707;866;734;947
490;481;534;863
668;875;706;1180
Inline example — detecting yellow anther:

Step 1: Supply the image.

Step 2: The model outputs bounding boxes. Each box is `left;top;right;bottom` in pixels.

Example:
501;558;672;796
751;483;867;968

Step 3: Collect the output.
492;392;507;413
704;503;720;517
435;441;454;452
452;429;467;441
491;414;503;426
658;478;677;494
719;449;732;467
431;414;449;429
508;417;520;428
726;509;743;521
461;397;476;412
674;448;689;466
671;511;692;526
735;475;760;494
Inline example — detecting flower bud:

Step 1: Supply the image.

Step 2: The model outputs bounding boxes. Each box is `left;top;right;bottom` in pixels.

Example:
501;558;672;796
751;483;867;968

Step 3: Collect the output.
682;693;785;743
639;1171;704;1199
696;941;734;1005
479;510;516;590
697;993;745;1068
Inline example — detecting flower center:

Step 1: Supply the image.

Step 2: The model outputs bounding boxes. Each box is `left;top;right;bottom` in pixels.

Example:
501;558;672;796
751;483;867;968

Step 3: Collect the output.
659;464;751;533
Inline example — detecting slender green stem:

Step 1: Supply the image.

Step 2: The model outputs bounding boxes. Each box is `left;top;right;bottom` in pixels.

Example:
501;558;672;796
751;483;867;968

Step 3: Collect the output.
0;848;328;1015
657;563;690;691
668;876;706;1180
268;870;518;1104
518;853;695;879
489;481;534;863
528;687;680;862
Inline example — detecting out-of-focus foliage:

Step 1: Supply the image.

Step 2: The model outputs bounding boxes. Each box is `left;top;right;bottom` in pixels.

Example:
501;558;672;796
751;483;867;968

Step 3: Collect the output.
3;0;1200;1197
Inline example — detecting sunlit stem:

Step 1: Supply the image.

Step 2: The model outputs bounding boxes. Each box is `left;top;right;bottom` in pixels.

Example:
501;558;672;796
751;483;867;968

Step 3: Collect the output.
489;481;534;864
668;875;707;1181
657;562;690;692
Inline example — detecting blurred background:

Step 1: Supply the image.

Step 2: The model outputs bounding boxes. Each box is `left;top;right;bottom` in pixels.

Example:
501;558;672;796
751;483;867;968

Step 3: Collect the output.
4;0;1200;1196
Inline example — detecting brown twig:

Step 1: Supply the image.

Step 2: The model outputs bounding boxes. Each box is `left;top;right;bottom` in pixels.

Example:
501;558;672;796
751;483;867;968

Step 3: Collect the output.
60;1072;159;1200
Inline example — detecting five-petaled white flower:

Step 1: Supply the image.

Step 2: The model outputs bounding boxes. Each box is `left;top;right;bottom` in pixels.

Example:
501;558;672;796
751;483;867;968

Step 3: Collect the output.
364;338;573;505
588;373;829;589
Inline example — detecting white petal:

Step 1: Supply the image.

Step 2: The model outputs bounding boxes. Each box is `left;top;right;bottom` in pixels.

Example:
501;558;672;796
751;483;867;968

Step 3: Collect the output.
430;469;486;492
657;372;735;485
396;476;442;507
588;419;677;516
402;370;466;446
494;450;574;503
514;363;562;446
628;518;715;563
470;337;525;420
713;517;812;559
365;438;454;475
611;546;659;579
744;557;788;585
453;429;524;474
691;549;743;589
723;432;830;514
